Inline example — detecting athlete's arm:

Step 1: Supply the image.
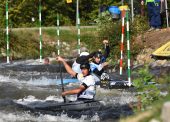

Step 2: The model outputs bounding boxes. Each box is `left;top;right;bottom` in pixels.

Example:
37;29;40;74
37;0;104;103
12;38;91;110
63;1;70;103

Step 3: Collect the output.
103;44;110;59
61;84;87;96
57;56;76;77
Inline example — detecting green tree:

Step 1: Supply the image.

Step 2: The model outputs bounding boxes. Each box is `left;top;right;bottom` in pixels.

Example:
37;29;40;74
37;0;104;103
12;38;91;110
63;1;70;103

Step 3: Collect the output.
0;3;5;56
0;0;124;27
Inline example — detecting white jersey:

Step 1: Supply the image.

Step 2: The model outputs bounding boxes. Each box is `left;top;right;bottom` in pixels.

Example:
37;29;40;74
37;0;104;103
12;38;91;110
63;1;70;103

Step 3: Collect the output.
72;61;81;73
76;74;96;99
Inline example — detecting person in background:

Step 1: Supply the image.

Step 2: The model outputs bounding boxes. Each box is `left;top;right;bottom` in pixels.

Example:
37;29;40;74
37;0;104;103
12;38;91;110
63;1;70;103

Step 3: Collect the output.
90;52;109;77
72;51;90;74
141;0;164;31
89;51;110;83
44;57;50;65
57;56;96;101
89;40;110;81
72;39;110;74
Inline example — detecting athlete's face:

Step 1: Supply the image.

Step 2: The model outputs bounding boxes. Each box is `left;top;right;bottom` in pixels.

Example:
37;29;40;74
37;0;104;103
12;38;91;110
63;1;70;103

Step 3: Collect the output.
94;57;100;64
81;68;89;76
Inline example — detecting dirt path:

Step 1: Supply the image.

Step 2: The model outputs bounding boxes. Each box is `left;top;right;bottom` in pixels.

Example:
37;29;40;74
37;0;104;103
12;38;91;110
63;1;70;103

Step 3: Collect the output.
135;27;170;50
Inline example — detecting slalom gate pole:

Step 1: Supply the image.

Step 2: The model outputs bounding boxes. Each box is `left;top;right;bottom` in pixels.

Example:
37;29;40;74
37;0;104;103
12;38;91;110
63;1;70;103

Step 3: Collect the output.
76;0;80;55
164;0;169;27
6;0;10;63
57;13;60;55
126;10;131;86
120;10;125;75
39;0;42;62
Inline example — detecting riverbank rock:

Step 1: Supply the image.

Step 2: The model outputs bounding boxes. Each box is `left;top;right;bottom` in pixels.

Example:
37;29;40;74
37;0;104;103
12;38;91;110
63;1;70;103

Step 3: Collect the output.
134;28;170;66
150;60;170;68
136;48;155;65
161;102;170;122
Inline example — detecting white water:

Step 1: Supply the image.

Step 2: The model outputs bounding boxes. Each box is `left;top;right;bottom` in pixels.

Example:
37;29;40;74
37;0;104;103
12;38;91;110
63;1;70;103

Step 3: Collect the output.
0;59;136;121
0;111;99;122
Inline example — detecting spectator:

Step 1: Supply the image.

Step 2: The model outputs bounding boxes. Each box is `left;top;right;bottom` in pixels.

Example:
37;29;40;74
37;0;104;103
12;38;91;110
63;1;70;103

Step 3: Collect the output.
141;0;164;31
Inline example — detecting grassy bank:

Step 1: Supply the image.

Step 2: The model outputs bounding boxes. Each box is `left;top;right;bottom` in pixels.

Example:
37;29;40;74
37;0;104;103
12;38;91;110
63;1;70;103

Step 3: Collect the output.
0;26;103;59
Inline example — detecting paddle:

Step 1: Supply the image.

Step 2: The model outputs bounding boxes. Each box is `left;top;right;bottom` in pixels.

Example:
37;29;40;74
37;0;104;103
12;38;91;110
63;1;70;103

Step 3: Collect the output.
59;62;66;103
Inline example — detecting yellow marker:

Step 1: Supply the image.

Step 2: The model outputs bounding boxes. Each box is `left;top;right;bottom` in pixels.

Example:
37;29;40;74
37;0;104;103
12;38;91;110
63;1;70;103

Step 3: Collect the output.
66;0;72;3
152;41;170;57
119;5;129;11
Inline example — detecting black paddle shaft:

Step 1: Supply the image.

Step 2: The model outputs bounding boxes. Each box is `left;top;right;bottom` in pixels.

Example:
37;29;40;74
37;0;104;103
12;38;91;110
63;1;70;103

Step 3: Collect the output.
59;62;66;103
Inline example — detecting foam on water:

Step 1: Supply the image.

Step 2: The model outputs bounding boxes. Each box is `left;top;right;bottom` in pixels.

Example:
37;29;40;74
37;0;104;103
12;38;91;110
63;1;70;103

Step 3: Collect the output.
15;94;79;106
15;95;64;105
0;111;98;122
119;90;137;105
0;73;79;88
0;59;42;66
0;74;136;106
28;77;79;86
9;95;101;122
0;75;19;83
27;76;58;86
0;75;51;88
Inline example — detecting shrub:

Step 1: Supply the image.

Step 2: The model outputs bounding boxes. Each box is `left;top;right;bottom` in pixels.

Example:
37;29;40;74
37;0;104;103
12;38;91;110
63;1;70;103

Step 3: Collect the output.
95;11;146;67
130;15;149;36
132;66;161;110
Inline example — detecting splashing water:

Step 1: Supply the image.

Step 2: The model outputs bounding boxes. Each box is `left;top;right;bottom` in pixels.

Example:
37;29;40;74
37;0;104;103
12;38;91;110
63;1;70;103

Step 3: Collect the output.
0;60;136;121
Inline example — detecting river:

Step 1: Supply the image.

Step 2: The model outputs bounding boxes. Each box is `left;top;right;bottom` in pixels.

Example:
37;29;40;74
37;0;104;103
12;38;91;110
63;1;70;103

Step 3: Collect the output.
0;59;136;122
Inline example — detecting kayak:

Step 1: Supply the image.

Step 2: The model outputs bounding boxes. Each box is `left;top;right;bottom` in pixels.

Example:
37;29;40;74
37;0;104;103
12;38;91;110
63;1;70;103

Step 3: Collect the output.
100;79;132;89
15;99;102;111
109;80;131;89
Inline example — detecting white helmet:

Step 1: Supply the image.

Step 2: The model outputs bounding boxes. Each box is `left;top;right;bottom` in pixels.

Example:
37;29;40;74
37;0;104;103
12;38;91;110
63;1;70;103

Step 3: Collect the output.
80;52;89;56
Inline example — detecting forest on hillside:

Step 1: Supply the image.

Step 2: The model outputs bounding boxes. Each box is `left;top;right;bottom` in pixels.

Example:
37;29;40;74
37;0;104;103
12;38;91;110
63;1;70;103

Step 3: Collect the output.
0;0;169;59
0;0;143;28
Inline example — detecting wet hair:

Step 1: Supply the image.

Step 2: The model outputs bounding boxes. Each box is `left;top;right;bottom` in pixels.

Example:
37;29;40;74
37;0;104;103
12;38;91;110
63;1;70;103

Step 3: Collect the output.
44;57;50;64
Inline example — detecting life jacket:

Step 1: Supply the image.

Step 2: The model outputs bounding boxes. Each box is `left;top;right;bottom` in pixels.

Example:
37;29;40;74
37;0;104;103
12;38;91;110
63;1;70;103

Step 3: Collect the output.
76;74;96;99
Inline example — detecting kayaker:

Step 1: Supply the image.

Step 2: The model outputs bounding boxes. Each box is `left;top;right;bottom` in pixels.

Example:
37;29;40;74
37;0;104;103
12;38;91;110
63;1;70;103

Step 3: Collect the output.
57;56;96;100
72;39;110;74
89;51;110;82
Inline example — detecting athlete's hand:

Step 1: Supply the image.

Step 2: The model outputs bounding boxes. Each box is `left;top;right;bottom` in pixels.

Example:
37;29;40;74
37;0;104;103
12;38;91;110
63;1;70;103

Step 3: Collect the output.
102;62;109;67
103;40;109;45
61;92;66;97
56;56;65;62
